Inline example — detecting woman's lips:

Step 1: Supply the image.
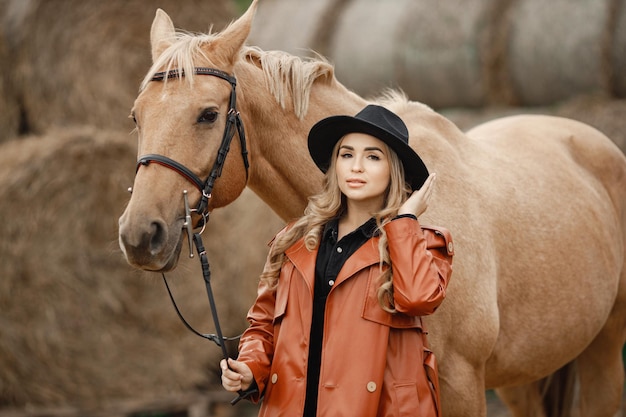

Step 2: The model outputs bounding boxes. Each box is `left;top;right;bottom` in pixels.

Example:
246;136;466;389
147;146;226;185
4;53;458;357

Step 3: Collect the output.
346;178;366;187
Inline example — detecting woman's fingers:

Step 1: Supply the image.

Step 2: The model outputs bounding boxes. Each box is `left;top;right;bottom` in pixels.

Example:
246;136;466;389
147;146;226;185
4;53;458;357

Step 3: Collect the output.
399;173;436;217
221;358;253;392
221;359;243;392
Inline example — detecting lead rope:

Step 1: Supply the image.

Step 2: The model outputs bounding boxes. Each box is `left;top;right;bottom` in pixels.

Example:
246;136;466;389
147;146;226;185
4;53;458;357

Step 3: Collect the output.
161;232;257;405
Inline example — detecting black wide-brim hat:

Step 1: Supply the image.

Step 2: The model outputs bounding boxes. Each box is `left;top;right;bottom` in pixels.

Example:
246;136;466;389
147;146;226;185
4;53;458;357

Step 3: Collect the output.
307;104;429;190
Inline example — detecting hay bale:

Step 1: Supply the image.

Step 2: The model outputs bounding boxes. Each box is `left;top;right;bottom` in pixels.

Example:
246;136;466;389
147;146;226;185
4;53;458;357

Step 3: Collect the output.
249;0;499;107
247;0;626;108
249;0;338;56
0;7;19;143
611;0;626;97
0;127;283;408
251;0;494;107
3;0;236;135
506;0;611;105
329;0;426;100
371;0;492;107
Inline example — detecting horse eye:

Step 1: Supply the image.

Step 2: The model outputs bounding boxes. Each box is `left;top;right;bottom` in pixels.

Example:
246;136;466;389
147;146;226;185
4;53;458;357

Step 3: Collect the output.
129;112;137;125
197;109;218;124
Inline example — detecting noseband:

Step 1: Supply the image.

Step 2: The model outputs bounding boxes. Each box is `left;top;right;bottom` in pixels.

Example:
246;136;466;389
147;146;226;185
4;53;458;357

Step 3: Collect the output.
136;67;250;217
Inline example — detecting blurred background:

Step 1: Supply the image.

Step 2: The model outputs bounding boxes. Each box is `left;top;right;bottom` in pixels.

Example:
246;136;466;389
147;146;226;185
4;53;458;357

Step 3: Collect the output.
0;0;623;416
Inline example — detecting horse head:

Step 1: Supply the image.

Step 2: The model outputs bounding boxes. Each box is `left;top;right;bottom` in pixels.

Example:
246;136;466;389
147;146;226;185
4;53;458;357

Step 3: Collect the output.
118;1;258;271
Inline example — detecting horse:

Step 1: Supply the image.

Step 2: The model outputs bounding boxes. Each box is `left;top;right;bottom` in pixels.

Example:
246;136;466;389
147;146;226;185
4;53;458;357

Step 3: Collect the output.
118;1;626;415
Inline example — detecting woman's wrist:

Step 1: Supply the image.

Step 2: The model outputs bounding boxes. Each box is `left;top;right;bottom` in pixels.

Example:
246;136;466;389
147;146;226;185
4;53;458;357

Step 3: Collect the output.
393;213;417;220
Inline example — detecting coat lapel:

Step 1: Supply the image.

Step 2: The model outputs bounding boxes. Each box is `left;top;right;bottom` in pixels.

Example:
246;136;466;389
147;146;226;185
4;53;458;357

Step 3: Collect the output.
285;238;317;293
334;236;381;287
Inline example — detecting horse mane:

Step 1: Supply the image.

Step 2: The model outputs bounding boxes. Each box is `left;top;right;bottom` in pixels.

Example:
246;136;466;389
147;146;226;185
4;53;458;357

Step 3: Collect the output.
242;46;334;119
139;29;335;120
372;89;433;114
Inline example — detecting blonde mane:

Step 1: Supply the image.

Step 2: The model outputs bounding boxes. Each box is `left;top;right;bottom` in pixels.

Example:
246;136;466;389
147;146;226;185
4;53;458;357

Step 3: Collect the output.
242;46;334;119
140;30;335;120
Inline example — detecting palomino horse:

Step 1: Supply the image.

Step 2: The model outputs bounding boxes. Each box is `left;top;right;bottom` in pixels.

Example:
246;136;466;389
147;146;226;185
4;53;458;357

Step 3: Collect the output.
118;1;626;415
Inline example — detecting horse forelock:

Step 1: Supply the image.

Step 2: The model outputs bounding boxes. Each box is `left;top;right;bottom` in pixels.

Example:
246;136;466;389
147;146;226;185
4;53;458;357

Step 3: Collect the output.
242;46;335;120
139;31;220;92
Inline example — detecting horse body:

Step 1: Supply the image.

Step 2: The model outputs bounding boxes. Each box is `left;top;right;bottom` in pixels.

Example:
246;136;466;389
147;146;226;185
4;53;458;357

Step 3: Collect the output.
466;115;624;376
464;115;626;415
119;2;626;415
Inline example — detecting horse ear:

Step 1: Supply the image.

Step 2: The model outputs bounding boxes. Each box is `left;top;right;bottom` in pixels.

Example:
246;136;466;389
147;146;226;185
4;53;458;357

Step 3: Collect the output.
150;9;176;63
212;0;259;65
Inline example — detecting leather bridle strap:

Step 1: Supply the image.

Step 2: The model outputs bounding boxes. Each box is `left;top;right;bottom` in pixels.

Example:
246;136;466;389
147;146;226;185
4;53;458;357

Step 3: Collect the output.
136;67;250;216
138;154;204;192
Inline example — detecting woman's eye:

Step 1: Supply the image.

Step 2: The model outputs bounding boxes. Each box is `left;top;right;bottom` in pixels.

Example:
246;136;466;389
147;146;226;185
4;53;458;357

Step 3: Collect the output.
367;154;381;161
339;152;352;158
197;110;218;124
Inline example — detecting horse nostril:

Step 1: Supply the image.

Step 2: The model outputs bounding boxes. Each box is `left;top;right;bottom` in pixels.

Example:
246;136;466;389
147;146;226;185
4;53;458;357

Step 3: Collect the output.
149;220;168;254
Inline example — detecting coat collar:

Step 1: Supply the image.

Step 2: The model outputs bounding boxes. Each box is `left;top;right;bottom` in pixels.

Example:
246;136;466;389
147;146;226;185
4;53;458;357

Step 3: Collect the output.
285;232;382;291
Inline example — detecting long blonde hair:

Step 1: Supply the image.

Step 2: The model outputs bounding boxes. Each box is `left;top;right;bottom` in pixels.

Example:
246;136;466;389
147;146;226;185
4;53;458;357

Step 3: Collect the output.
260;137;412;312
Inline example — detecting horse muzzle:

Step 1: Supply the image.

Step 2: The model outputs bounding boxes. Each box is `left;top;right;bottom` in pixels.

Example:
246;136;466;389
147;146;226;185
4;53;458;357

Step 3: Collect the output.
118;212;183;272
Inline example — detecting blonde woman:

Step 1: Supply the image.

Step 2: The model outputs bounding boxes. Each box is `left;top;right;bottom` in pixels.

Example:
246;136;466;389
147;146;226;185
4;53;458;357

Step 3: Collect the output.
221;105;454;417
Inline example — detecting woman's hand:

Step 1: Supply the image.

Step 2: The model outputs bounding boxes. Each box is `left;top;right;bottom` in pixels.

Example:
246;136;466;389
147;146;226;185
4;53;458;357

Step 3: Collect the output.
399;173;436;218
220;358;254;392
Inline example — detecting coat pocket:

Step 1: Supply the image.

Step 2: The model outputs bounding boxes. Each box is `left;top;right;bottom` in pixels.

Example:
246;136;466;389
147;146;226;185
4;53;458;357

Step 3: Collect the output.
393;382;421;417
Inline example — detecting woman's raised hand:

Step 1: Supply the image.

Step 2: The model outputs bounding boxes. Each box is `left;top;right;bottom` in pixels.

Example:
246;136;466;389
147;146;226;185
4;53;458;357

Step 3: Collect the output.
399;173;436;218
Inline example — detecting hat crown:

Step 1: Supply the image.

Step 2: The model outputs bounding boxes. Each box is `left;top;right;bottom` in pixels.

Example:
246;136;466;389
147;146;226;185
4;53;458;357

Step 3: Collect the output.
355;105;409;145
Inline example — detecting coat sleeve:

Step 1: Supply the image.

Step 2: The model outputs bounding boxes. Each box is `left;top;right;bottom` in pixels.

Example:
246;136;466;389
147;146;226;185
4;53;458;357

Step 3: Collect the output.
384;217;454;316
236;278;276;402
235;225;295;402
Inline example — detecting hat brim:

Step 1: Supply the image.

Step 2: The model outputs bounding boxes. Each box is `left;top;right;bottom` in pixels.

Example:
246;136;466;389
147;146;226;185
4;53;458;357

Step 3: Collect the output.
307;115;429;190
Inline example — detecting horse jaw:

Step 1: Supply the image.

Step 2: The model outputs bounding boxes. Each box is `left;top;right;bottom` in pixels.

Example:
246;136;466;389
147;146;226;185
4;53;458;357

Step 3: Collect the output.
150;9;176;63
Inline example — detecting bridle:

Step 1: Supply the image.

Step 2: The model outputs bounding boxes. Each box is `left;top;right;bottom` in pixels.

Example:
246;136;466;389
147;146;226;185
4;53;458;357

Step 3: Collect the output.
134;67;255;404
137;67;250;217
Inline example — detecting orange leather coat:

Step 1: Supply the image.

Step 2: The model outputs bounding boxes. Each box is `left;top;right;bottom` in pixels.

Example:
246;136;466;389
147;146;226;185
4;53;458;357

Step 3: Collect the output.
237;217;454;417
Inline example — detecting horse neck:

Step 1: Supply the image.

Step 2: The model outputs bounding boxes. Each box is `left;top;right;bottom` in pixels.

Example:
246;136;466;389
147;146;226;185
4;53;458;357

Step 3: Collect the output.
238;67;366;221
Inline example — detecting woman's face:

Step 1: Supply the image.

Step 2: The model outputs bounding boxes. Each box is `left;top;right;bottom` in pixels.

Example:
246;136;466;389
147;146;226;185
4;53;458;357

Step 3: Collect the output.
335;133;391;209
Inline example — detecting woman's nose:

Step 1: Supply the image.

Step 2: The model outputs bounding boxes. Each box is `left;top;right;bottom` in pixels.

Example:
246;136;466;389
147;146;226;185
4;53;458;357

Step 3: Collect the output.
351;158;364;172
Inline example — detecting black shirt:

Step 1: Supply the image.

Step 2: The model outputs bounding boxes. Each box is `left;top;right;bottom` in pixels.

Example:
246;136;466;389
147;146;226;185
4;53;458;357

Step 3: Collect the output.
303;217;378;417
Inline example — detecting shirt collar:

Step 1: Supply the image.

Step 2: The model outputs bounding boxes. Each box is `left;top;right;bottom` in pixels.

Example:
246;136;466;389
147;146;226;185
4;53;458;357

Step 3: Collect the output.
322;217;379;242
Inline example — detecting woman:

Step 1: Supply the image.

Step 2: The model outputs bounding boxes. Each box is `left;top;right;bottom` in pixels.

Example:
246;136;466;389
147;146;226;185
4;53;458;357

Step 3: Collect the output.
221;104;454;416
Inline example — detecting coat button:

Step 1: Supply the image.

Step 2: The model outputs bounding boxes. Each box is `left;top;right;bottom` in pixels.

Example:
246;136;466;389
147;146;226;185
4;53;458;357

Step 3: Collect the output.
366;381;377;392
271;373;278;384
448;241;454;254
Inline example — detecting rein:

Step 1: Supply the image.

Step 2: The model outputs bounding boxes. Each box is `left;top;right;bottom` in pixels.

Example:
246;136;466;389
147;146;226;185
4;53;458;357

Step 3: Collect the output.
135;67;255;405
